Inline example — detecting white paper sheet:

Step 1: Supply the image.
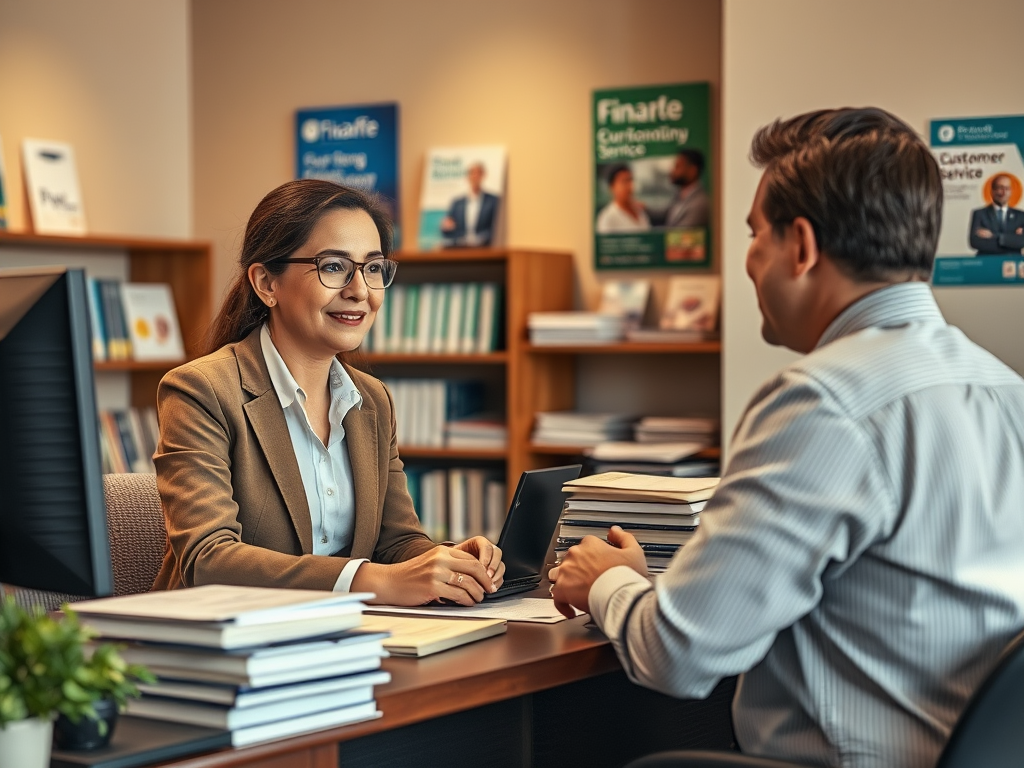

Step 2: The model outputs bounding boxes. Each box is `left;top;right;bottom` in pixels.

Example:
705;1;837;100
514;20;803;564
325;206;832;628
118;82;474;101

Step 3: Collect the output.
366;597;584;624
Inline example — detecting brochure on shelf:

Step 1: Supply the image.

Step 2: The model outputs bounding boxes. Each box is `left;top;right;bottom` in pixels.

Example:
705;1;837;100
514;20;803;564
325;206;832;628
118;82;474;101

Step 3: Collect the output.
418;145;506;250
659;275;721;332
120;282;186;362
21;138;87;235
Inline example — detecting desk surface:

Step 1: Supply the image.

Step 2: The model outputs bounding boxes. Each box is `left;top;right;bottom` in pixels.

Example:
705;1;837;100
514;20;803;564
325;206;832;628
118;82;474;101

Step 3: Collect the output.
147;614;617;768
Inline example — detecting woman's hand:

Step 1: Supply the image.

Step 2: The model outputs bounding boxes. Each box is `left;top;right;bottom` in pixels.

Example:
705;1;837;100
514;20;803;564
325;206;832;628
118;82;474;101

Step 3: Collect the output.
452;536;505;591
353;546;496;607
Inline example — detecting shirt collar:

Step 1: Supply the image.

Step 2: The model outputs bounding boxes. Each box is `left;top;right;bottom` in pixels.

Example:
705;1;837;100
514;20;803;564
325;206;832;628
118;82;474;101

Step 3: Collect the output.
815;281;945;350
260;324;363;419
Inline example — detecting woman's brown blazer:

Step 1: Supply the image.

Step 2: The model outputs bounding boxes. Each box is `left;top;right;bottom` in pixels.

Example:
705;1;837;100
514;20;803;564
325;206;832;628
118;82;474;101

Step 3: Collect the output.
151;327;436;591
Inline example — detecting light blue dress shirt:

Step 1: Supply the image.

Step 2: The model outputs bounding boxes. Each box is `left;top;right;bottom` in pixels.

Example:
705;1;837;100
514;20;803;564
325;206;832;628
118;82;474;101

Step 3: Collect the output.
260;326;367;592
589;282;1024;768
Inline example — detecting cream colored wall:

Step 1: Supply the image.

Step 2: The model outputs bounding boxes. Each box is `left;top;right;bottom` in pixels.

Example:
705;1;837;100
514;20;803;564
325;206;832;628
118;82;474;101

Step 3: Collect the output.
0;0;191;237
721;0;1024;455
191;0;721;313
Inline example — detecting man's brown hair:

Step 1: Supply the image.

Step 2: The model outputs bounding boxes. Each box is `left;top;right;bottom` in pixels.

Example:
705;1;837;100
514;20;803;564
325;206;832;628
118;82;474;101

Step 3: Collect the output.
751;107;942;281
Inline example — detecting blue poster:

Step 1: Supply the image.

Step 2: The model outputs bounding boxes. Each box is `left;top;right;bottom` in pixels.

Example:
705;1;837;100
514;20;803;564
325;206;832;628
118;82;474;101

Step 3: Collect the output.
929;115;1024;287
296;103;400;247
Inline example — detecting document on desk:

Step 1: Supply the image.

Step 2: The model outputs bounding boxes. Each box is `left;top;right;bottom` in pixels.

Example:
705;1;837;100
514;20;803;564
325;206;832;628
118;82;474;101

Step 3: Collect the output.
366;597;584;624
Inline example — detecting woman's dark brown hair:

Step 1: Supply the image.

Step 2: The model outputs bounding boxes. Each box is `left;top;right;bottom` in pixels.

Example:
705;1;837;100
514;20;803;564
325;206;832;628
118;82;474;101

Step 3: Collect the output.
204;179;394;355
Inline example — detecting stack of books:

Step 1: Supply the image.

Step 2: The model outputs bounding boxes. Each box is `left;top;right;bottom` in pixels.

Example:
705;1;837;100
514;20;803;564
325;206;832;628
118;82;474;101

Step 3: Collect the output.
444;414;507;449
634;416;720;445
532;411;635;446
98;406;160;474
405;466;506;542
381;378;487;448
586;441;719;478
527;312;625;345
71;585;387;748
556;472;720;574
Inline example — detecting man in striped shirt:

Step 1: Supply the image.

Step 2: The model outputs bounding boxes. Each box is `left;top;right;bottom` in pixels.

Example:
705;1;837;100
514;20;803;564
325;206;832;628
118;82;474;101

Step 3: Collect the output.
551;108;1024;768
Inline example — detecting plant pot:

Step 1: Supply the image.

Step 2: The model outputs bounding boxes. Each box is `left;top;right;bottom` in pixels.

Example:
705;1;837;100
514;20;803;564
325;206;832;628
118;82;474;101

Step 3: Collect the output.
0;716;53;768
53;697;119;751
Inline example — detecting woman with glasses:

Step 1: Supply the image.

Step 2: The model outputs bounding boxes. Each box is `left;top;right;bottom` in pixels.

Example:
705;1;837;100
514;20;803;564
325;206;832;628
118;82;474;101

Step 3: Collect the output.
151;179;505;605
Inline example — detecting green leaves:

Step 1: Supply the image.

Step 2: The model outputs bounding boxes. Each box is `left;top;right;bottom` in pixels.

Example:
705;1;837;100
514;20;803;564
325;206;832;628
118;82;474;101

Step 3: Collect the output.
0;597;153;727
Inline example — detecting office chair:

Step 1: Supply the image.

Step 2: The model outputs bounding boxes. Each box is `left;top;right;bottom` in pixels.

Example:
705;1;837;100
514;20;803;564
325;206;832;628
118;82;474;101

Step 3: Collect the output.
8;473;167;611
625;628;1024;768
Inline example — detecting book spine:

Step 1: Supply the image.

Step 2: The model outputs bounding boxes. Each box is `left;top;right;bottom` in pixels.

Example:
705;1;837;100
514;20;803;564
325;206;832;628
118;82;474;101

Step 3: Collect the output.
444;284;465;354
460;283;480;354
386;284;405;353
86;276;107;362
415;283;434;354
401;284;419;353
430;284;450;354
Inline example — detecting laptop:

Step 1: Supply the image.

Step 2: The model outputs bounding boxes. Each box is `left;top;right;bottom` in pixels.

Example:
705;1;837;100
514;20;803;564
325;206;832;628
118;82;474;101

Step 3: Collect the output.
483;464;583;600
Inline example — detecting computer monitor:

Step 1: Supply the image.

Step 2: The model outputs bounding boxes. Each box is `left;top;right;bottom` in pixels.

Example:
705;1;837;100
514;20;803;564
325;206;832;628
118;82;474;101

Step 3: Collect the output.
0;266;113;596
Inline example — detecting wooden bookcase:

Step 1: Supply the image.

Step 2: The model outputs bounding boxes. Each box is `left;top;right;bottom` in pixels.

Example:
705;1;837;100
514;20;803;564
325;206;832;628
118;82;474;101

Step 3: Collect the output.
365;247;574;493
0;231;212;410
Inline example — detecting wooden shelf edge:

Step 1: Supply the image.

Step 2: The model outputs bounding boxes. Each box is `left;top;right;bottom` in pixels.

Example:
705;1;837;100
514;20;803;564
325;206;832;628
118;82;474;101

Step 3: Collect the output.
398;446;507;460
529;444;721;460
526;341;721;354
0;230;211;252
365;352;508;364
95;360;183;373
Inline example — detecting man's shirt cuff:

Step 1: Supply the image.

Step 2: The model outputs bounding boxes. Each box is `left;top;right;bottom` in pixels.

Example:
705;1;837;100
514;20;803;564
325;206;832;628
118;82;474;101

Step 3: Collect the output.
589;565;653;632
333;558;368;593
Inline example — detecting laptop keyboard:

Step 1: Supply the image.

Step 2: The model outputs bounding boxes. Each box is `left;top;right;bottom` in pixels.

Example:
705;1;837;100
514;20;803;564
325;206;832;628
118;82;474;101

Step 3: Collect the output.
484;575;541;599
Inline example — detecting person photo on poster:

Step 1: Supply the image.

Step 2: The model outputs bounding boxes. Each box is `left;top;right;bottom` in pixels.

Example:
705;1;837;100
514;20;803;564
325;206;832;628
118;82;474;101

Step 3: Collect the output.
440;161;501;247
968;173;1024;255
595;163;650;233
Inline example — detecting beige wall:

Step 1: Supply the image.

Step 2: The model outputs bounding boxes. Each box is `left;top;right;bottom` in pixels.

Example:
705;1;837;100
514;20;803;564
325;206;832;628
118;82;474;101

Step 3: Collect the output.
721;0;1024;455
0;0;191;238
192;0;721;311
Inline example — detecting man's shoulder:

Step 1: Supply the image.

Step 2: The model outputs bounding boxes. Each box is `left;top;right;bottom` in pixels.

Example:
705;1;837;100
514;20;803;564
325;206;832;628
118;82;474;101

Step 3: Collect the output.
785;323;1022;419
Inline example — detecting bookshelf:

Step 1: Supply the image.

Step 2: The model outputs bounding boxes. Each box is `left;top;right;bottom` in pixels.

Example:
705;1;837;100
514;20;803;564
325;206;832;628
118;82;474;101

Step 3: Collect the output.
523;340;722;465
365;247;574;495
0;231;213;410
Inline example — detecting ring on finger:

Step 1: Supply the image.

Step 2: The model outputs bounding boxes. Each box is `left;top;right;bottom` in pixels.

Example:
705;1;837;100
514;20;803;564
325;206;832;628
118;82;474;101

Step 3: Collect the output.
456;573;464;585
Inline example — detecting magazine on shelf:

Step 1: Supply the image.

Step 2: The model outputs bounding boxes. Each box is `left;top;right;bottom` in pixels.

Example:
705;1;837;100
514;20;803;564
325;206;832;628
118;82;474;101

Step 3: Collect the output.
21;138;87;235
418;145;506;250
659;274;721;332
120;282;186;362
598;279;651;330
295;103;400;246
593;82;711;270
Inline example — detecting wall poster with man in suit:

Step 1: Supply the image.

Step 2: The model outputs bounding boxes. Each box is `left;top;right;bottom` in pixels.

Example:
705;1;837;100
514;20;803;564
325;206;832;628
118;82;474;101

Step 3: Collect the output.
930;114;1024;286
592;82;711;270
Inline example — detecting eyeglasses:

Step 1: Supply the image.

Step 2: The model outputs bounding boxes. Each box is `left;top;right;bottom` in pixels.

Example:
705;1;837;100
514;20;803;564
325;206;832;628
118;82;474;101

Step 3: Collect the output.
273;255;398;290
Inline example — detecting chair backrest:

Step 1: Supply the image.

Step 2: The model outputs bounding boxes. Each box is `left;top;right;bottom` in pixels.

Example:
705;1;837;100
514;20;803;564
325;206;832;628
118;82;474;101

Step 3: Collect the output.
937;628;1024;768
5;473;166;611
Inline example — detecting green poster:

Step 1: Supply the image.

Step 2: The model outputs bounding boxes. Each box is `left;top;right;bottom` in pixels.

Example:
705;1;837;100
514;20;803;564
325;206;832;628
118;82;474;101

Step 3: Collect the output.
592;82;711;270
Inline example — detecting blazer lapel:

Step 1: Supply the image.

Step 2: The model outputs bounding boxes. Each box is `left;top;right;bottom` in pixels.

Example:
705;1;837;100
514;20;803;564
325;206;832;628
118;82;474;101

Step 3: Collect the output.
236;330;314;554
344;401;380;560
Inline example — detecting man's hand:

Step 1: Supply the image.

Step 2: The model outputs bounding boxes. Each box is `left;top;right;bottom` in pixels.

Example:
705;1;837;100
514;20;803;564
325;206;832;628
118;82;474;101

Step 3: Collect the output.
548;526;647;619
976;227;994;238
452;536;505;591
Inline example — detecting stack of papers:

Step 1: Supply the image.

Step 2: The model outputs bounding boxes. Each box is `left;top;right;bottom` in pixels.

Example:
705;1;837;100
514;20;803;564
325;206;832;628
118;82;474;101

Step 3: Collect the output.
72;585;385;747
533;411;635;446
527;312;625;345
360;615;506;657
556;473;720;574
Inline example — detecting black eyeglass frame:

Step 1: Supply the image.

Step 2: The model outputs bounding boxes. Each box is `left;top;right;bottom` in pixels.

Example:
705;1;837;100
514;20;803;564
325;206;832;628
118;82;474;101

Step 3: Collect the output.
271;255;399;290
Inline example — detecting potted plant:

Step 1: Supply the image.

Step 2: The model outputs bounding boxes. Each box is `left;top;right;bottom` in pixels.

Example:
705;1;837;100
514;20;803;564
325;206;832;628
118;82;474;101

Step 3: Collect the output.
0;596;154;767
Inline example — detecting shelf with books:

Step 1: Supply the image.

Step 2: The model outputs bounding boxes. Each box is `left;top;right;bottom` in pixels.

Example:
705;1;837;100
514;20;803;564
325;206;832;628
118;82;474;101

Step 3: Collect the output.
0;231;212;416
365;247;574;501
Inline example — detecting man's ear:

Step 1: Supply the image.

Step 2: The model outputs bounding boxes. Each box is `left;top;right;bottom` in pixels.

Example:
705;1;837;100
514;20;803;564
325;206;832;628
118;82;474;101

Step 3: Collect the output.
791;216;820;278
248;263;276;308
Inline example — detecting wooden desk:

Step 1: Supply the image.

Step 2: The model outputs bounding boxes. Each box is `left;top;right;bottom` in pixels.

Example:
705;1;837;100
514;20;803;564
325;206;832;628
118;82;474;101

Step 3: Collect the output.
125;616;734;768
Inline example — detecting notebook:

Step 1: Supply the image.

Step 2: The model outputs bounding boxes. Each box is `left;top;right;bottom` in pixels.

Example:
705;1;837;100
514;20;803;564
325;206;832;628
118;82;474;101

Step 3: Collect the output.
484;464;582;599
